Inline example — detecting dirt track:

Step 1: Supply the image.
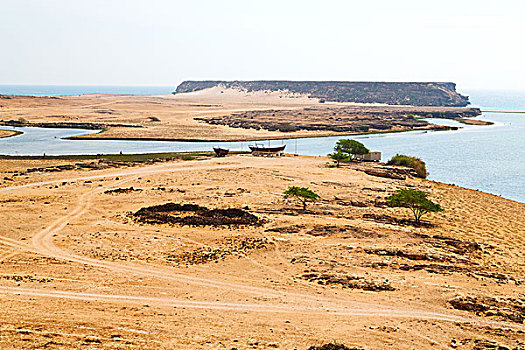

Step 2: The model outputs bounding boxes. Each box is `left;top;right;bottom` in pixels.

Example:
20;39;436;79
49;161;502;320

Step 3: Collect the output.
1;156;524;349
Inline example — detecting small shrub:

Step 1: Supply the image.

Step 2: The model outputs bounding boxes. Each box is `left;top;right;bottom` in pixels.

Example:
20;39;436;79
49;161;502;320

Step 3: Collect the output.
328;149;348;167
276;123;297;132
387;154;427;178
283;186;320;210
387;188;443;225
180;155;195;161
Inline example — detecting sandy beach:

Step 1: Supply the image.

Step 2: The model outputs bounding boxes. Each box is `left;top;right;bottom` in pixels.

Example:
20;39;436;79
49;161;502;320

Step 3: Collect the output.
0;154;523;349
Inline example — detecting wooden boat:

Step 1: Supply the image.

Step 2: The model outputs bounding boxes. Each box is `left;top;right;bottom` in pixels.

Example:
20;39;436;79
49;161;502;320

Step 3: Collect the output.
213;147;229;157
249;145;286;156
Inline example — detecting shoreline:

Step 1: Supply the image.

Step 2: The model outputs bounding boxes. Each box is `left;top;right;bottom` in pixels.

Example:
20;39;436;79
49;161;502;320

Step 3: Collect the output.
0;93;481;143
1;151;521;204
2;122;462;143
65;126;445;142
482;109;525;114
0;130;23;139
0;150;249;161
455;118;494;126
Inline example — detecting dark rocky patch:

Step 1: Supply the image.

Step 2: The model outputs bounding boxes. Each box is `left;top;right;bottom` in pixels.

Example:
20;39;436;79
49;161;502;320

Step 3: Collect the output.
166;237;272;265
265;225;305;234
299;272;395;291
306;225;382;238
23;158;184;175
417;233;483;255
133;203;264;227
364;169;406;180
104;187;142;194
449;295;525;323
471;339;515;350
367;261;522;284
195;105;476;134
363;247;459;263
1;274;52;283
362;213;433;227
308;343;364;350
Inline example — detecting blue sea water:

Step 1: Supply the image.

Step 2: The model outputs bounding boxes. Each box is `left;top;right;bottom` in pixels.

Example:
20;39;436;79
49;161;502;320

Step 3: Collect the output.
0;86;523;202
464;89;525;110
0;85;174;96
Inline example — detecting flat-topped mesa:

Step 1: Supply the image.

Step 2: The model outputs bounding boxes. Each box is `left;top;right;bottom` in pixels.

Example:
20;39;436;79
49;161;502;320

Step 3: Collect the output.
175;80;470;107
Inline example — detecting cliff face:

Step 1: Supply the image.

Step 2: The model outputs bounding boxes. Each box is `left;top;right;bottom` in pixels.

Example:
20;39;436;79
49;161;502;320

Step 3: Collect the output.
175;81;470;107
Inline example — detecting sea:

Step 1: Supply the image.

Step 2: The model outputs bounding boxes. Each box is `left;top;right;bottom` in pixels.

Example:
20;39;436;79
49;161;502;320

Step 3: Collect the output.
0;85;523;203
0;85;174;96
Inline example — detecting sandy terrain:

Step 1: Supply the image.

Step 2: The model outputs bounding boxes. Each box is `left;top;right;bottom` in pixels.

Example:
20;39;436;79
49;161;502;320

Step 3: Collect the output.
0;88;479;141
0;130;19;138
0;155;523;349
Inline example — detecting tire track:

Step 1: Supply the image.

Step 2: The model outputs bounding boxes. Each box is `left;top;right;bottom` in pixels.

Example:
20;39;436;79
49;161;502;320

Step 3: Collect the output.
2;159;523;330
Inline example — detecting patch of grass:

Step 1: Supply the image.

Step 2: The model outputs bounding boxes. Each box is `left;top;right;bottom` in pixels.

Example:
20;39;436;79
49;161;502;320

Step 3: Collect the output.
387;154;427;178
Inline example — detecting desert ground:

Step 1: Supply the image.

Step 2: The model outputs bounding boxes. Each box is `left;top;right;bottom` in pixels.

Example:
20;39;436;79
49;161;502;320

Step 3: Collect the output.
0;88;480;141
0;130;18;138
0;154;523;349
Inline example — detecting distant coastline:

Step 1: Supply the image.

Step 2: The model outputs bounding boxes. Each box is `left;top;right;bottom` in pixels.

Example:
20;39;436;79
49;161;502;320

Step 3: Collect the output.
482;109;525;114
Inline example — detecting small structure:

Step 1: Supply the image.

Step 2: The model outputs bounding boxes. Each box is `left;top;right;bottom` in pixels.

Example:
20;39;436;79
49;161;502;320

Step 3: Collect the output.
213;147;229;157
356;151;381;162
249;145;286;157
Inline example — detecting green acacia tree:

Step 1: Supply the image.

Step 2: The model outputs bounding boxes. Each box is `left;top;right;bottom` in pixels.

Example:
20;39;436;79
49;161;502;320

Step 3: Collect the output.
328;149;348;167
334;139;369;160
283;186;320;210
387;188;444;225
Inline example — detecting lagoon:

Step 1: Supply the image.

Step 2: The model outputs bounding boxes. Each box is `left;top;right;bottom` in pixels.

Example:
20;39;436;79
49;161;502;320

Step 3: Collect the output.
1;88;524;203
1;112;524;203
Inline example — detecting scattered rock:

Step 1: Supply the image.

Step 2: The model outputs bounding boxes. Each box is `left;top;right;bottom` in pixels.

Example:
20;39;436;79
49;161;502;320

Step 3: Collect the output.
364;169;405;180
299;272;395;291
1;274;52;283
308;342;364;350
166;236;273;265
362;213;433;227
449;295;525;323
306;225;381;238
265;225;305;234
104;187;142;194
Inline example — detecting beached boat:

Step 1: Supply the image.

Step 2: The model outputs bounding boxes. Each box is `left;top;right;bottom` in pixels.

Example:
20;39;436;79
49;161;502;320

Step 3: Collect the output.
213;147;229;157
249;145;286;156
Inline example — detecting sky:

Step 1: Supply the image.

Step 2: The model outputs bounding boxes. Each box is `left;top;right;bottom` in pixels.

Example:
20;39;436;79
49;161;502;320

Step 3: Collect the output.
1;0;525;91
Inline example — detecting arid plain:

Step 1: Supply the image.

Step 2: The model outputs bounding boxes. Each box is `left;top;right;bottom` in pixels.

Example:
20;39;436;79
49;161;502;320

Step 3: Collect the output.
0;87;482;142
0;90;524;349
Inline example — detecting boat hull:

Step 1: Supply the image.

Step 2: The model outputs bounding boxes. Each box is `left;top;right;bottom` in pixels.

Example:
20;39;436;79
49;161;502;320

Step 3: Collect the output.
213;147;229;157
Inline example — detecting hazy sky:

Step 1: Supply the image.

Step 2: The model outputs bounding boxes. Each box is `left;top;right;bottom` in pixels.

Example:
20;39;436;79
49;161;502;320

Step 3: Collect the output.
2;0;525;91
